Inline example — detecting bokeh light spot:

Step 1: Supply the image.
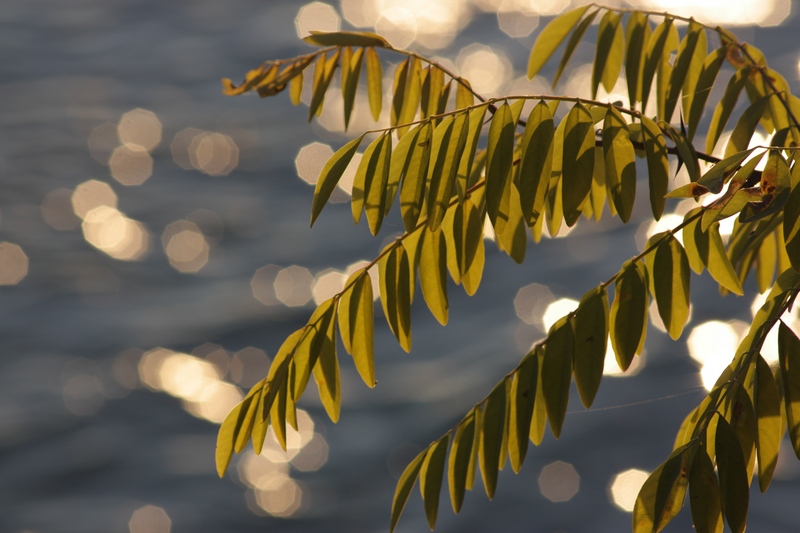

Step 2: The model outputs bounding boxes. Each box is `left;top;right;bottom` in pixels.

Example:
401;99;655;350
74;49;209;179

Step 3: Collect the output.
274;265;314;307
188;132;239;176
456;44;512;95
295;2;340;39
542;297;579;332
82;206;150;261
109;145;154;186
87;122;119;165
610;468;649;512
497;0;539;37
162;220;209;273
253;475;303;517
539;461;580;502
252;264;282;306
42;188;80;231
313;268;346;305
687;320;740;391
171;127;205;170
514;283;555;330
0;242;29;285
129;505;171;533
118;108;162;152
295;142;334;185
72;179;118;219
230;347;271;388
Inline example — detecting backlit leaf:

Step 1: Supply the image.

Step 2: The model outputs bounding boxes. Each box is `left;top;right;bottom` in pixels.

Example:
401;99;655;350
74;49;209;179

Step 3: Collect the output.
366;47;383;121
573;286;609;408
603;106;637;223
400;121;432;231
509;351;537;473
428;112;469;230
303;30;392;48
527;5;592;80
365;132;392;235
391;58;409;128
785;175;800;272
633;442;697;533
419;435;448;530
561;102;595;226
338;270;376;387
755;354;781;492
379;242;412;351
480;380;508;499
687;47;725;140
779;322;800;458
665;20;705;125
216;380;263;477
518;101;554;225
308;50;340;120
313;319;340;422
592;11;624;98
461;199;485;296
641;17;675;114
352;134;384;225
715;416;749;533
641;115;669;220
706;67;750;154
341;47;364;129
652;235;691;340
725;94;771;158
311;134;365;226
552;9;599;88
419;226;449;325
396;57;422;138
610;261;648;370
543;316;574;438
689;447;724;533
457;104;489;200
530;346;547;446
448;413;476;514
390;448;427;532
625;12;650;107
486;102;516;226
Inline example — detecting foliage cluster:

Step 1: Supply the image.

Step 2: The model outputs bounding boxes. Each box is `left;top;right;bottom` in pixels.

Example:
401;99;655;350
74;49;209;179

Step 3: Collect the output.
216;4;800;532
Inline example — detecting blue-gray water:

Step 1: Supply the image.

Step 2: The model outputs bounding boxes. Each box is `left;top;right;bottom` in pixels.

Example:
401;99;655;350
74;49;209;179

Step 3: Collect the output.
2;1;800;532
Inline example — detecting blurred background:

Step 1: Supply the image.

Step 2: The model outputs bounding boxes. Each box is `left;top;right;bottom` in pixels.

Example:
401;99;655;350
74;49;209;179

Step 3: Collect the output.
2;0;800;531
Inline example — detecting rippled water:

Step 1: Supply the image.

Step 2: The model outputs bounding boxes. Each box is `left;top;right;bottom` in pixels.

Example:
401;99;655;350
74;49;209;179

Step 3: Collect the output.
2;1;800;532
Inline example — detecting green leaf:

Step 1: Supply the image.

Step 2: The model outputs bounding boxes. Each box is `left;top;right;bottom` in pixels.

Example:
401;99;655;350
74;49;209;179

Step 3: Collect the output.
603;106;637;223
390;448;427;533
486;102;516;226
633;442;697;533
480;380;508;499
661;122;700;183
379;242;412;352
387;123;421;217
457;104;489;200
508;352;537;473
655;22;679;120
341;47;364;129
518;101;554;225
641;115;669;220
610;261;648;370
641;17;675;113
725;94;771;158
652;235;691;340
573;286;609;408
303;30;392;48
289;69;303;105
311;135;364;226
419;435;448;530
312;318;340;422
739;150;792;223
215;380;263;477
665;20;706;125
561;102;595;226
706;67;750;154
461;199;485;296
494;181;527;264
755;354;781;492
391;58;409;128
779;322;800;458
292;298;337;400
625;12;650;107
696;148;756;194
455;80;473;110
706;222;744;295
687;47;726;140
543;316;574;438
731;387;757;483
700;154;763;231
365;133;392;235
338;270;376;388
715;416;749;533
400;121;432;231
419;226;449;325
689;448;724;533
269;378;288;450
308;50;340;120
527;5;592;80
785;173;800;272
396;57;422;138
448;413;476;514
552;9;599;88
420;66;444;119
530;346;547;446
593;11;624;98
366;47;383;121
428;112;469;230
352;134;384;225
